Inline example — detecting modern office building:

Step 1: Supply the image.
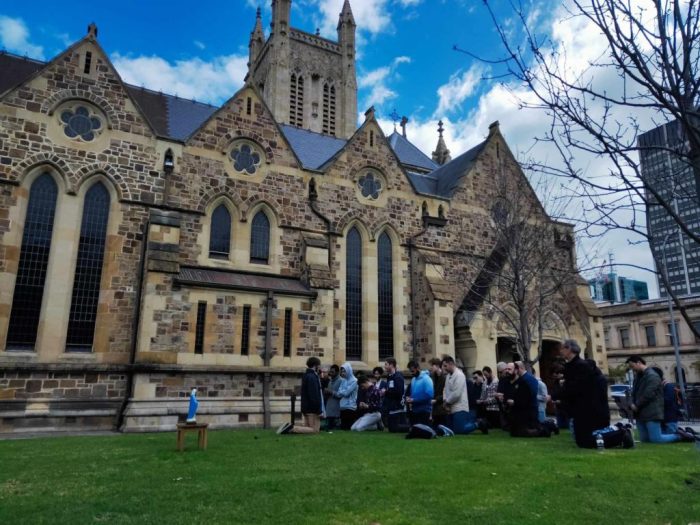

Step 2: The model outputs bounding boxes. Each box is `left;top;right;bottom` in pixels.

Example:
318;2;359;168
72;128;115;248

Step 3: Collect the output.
639;120;700;297
589;273;649;303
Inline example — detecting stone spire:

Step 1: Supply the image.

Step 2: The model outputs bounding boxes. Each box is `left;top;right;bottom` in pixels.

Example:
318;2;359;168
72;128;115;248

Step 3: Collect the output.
248;7;265;68
338;0;356;29
432;120;452;165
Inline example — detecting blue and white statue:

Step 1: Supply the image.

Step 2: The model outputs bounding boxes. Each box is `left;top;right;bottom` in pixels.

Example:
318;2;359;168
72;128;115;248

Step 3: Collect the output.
186;388;199;424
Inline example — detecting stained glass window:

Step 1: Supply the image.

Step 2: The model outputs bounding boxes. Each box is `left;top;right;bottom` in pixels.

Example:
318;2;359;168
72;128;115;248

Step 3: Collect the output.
66;182;110;351
231;143;262;175
209;205;231;258
358;172;382;200
345;227;362;360
6;174;58;349
250;211;270;264
377;232;394;359
60;105;102;142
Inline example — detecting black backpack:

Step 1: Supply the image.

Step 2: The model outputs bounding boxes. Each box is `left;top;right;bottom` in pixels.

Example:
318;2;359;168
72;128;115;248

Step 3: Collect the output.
405;423;437;439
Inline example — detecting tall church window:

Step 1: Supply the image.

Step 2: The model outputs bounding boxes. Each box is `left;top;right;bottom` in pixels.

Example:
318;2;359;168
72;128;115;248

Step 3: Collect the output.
290;73;304;127
322;82;336;136
6;174;58;349
66;182;110;351
250;211;270;264
345;227;362;360
377;232;394;359
209;205;231;258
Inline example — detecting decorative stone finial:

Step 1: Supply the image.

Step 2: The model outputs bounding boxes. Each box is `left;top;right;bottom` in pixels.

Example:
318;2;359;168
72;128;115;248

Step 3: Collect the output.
256;6;261;18
400;116;408;138
364;106;376;121
316;28;321;36
432;119;452;166
488;120;500;134
87;22;98;39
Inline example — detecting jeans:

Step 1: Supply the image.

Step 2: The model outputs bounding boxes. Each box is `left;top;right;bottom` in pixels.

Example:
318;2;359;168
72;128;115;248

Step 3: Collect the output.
351;412;382;431
663;421;678;434
449;411;477;435
636;420;680;443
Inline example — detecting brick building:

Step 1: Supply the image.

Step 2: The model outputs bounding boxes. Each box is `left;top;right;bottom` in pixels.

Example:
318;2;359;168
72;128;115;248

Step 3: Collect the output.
0;1;603;433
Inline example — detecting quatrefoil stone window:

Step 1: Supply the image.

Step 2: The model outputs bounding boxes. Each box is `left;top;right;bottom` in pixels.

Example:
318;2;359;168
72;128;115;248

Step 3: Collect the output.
358;172;383;200
60;105;103;142
230;143;262;175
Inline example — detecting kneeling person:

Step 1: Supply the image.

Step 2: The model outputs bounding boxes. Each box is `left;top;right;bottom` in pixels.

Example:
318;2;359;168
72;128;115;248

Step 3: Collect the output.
442;356;487;435
278;356;324;435
352;375;383;431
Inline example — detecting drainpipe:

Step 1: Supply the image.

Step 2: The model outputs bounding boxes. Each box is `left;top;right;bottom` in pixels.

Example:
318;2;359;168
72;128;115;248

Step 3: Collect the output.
408;223;428;363
262;290;274;429
117;219;149;430
308;178;334;269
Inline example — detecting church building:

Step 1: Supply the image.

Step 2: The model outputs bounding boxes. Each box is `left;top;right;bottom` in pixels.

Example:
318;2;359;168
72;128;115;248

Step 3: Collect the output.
0;1;604;433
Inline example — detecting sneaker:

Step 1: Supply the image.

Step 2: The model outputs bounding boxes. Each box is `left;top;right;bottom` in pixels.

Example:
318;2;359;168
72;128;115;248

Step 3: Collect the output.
276;422;292;435
684;427;698;436
622;428;635;449
677;428;695;442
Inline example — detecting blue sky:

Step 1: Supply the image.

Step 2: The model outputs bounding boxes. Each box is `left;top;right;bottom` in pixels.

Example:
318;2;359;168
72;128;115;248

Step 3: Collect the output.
0;0;661;295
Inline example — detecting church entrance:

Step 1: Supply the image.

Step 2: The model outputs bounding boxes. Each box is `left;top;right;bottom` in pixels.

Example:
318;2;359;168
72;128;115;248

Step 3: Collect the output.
496;336;519;363
538;339;562;386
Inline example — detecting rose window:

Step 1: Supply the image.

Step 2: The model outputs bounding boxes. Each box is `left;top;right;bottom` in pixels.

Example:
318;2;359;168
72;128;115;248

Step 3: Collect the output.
60;106;102;141
230;143;262;175
358;172;383;200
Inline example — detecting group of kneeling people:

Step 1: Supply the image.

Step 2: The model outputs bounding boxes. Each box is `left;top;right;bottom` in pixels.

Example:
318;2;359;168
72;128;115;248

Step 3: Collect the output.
276;339;696;449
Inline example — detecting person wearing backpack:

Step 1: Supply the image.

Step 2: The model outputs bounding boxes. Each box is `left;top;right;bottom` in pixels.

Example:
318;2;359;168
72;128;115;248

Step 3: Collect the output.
651;367;686;435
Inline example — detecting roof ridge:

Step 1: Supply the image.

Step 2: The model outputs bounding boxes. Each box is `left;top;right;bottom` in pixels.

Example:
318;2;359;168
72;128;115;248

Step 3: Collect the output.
126;83;217;108
0;50;45;65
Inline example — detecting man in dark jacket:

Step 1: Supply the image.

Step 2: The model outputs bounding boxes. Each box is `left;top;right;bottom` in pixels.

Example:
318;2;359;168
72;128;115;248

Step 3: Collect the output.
507;361;550;438
561;340;625;448
429;357;448;428
627;355;693;443
277;356;324;435
382;357;406;432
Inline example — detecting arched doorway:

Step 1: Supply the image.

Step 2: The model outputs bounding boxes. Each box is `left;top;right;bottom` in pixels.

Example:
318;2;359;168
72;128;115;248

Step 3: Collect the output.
496;336;519;363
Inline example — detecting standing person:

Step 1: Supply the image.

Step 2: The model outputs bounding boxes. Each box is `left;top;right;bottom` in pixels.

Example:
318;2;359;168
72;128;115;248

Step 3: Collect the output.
561;340;632;448
429;357;448;428
372;367;385;387
478;365;501;429
382;358;406;433
627;356;694;443
441;356;488;435
405;360;434;426
324;364;341;431
336;362;358;430
277;357;324;435
351;375;383;431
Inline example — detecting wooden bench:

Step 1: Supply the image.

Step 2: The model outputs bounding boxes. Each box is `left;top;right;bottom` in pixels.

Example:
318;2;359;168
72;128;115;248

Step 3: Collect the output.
176;422;208;451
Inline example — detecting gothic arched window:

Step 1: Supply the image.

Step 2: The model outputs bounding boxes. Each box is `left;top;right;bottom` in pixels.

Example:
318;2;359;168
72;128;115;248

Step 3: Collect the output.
290;73;304;128
66;182;110;351
377;232;394;359
6;174;59;349
345;227;362;360
323;82;336;136
250;211;270;264
209;205;231;258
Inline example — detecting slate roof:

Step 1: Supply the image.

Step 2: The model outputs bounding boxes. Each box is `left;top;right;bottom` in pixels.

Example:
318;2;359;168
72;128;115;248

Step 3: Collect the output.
388;131;438;172
278;125;347;170
126;86;218;141
176;266;316;297
0;52;44;95
431;140;487;198
0;52;490;199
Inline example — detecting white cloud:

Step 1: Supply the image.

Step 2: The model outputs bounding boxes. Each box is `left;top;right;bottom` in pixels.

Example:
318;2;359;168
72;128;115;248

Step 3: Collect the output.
111;53;248;105
358;55;411;109
193;40;206;50
0;16;44;59
434;65;486;117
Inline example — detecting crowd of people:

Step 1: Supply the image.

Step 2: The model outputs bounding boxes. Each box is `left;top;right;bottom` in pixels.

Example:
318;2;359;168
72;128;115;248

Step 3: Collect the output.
276;339;698;448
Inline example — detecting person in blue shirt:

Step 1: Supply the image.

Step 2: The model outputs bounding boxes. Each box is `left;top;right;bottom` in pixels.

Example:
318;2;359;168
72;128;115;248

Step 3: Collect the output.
405;360;434;426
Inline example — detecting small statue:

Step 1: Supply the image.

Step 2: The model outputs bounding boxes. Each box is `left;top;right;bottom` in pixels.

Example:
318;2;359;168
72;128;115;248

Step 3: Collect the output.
186;388;199;424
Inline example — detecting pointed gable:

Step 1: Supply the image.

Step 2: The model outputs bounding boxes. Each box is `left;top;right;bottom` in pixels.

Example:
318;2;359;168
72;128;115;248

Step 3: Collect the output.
387;131;438;173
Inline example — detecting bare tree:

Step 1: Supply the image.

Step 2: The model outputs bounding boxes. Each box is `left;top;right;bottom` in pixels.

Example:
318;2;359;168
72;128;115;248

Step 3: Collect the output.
456;0;700;333
457;169;578;365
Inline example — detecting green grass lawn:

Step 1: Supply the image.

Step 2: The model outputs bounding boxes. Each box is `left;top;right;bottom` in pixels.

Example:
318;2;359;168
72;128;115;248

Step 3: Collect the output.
0;429;698;525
